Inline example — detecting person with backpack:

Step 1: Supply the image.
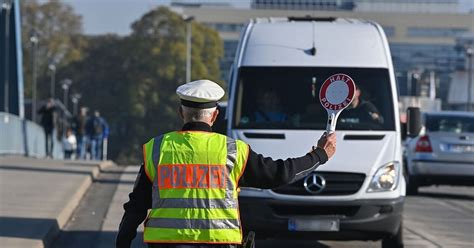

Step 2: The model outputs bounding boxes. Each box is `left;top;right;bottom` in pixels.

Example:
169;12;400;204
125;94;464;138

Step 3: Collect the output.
86;110;109;160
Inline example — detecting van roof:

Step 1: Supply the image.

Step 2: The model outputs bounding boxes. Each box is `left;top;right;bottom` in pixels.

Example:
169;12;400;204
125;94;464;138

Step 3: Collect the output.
252;16;366;24
240;17;390;68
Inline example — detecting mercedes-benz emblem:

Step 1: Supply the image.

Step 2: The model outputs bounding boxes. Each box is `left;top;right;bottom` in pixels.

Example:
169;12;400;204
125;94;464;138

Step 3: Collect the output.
303;173;326;194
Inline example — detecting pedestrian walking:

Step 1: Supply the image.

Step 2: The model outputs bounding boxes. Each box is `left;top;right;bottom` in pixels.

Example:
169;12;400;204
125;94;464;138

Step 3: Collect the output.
116;79;337;248
85;110;109;160
38;98;57;158
73;107;88;159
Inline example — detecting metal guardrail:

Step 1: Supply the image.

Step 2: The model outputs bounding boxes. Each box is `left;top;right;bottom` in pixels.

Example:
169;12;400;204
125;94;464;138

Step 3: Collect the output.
0;112;62;158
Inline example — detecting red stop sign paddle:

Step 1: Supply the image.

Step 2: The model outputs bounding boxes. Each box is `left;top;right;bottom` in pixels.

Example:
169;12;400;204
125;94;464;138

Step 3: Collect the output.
319;73;356;133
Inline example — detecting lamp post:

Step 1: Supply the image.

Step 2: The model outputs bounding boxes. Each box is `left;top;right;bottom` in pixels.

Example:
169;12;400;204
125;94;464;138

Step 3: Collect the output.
184;16;194;83
30;33;38;122
71;93;81;116
407;70;421;96
466;47;473;111
48;64;56;98
2;1;12;116
413;72;421;96
61;79;72;112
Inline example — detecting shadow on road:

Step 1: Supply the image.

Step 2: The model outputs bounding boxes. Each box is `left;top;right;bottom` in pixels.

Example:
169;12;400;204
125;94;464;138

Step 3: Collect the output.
256;239;329;248
417;191;474;201
52;230;146;248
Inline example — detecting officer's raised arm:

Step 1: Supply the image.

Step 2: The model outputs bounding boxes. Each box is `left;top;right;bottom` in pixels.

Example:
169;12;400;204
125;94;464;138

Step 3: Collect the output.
238;132;336;189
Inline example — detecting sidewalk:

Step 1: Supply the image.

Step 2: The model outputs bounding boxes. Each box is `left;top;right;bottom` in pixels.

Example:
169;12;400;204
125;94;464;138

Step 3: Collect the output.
0;156;114;248
98;165;145;247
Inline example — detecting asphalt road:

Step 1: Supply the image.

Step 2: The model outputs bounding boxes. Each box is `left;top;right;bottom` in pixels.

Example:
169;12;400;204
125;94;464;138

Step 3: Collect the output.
54;166;474;248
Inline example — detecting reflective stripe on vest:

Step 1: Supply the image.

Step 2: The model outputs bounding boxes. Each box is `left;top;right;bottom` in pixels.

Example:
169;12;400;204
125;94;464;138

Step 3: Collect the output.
142;131;249;244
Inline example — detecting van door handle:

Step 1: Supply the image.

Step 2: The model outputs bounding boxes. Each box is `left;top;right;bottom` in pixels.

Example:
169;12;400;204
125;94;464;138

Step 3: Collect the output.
243;132;286;139
344;135;385;140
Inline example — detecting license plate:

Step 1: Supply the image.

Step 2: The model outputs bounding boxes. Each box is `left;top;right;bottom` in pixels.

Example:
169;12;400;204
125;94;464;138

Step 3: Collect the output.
288;218;339;232
447;144;474;153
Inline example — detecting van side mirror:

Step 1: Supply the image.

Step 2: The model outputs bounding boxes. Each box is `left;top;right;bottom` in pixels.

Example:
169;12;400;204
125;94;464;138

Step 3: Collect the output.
406;107;421;138
214;102;228;135
400;122;407;141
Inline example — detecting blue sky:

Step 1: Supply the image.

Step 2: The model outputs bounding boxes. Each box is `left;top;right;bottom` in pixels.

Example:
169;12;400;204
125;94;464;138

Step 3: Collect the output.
60;0;473;35
61;0;251;35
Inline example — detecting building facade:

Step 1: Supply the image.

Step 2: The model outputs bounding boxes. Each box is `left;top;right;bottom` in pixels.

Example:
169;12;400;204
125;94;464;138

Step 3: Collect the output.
252;0;356;11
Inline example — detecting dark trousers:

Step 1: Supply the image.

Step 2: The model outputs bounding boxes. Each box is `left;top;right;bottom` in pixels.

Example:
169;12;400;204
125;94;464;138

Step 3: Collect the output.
76;135;86;159
90;136;103;160
44;129;54;157
64;150;73;159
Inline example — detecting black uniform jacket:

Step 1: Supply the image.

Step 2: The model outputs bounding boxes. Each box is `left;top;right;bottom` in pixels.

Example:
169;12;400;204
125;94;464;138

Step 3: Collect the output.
116;122;328;248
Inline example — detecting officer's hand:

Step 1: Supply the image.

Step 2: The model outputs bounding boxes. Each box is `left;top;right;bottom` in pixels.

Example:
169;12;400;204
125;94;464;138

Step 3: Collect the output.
317;132;336;159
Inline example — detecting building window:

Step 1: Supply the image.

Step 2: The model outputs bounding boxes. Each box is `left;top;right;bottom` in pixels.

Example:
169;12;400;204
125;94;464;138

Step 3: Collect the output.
382;26;395;37
407;27;469;38
204;23;243;33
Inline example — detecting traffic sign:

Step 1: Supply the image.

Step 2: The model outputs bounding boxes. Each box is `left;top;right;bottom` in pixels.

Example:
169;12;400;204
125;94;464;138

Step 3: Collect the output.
319;73;356;133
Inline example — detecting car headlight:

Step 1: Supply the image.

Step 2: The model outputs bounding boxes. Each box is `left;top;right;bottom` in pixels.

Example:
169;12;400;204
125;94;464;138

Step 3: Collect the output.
367;161;400;192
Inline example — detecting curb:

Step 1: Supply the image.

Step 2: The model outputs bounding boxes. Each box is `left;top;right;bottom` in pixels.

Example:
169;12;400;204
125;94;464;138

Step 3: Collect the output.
42;160;116;248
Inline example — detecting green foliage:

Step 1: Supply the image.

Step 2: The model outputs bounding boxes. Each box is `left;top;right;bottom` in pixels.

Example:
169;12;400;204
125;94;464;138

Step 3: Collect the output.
61;7;223;163
21;0;85;99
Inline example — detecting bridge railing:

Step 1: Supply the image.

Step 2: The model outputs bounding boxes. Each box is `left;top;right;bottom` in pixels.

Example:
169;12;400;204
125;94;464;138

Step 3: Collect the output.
0;112;62;158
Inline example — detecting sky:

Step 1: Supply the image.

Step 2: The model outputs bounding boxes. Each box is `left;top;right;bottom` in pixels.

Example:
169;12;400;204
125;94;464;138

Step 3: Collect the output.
59;0;474;35
61;0;251;35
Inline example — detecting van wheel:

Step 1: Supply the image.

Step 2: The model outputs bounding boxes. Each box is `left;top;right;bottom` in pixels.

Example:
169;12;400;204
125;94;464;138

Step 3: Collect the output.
382;221;404;248
407;176;419;195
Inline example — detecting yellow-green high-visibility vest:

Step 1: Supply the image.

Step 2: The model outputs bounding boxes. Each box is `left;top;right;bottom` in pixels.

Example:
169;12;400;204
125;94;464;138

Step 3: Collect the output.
142;130;250;244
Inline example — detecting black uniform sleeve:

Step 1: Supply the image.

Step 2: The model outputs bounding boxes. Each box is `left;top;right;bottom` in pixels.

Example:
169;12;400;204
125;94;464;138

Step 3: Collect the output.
238;147;328;189
116;165;152;248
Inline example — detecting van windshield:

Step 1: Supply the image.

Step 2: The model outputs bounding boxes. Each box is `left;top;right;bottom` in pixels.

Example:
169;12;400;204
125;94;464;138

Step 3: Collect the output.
233;67;395;131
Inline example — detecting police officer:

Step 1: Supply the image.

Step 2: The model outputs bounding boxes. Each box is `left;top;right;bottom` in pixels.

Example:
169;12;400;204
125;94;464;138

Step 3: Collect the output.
116;80;337;248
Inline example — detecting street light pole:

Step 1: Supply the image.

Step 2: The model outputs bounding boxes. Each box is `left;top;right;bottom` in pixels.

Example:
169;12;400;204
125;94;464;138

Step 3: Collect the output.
407;71;412;96
467;47;473;111
30;34;38;122
184;16;194;83
3;1;12;116
412;71;421;97
61;79;72;112
49;64;56;98
71;93;81;116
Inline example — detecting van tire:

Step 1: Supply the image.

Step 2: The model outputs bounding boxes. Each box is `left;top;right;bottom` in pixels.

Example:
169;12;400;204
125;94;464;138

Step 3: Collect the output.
382;221;404;248
407;176;419;195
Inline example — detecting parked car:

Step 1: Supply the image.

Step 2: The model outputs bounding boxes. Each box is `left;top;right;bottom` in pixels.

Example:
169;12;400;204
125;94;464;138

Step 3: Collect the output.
225;17;410;248
405;111;474;194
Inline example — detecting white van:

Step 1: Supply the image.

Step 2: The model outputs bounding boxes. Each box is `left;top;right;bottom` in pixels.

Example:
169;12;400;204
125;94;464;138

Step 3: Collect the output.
226;17;406;247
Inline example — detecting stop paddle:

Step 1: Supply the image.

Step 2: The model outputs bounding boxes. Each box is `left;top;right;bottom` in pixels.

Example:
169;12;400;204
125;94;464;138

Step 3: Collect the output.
319;73;356;133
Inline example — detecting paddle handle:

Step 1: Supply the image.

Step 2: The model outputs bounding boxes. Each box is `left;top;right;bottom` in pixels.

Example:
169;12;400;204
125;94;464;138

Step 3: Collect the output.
326;112;338;134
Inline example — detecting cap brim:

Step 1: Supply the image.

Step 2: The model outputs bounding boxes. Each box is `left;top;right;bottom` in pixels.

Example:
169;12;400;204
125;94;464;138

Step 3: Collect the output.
180;99;218;109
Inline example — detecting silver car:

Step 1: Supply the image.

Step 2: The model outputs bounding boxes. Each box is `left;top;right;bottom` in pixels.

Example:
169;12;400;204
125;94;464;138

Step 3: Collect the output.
405;111;474;194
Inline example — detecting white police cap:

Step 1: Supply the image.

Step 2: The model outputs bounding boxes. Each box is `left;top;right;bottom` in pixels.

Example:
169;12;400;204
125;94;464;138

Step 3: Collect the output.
176;79;225;109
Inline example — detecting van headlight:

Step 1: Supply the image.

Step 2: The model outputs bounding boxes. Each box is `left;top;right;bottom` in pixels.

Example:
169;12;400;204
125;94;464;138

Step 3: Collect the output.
367;162;400;192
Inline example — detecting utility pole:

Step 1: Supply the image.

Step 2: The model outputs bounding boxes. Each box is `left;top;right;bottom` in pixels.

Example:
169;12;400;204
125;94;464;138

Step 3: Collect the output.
49;64;56;98
30;33;38;122
429;71;436;100
467;47;473;111
3;1;12;117
184;16;194;83
61;79;72;112
407;71;412;96
71;93;81;116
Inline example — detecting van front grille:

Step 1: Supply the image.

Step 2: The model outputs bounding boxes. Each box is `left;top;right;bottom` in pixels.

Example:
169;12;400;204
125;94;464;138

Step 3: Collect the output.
271;204;360;217
272;172;365;196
